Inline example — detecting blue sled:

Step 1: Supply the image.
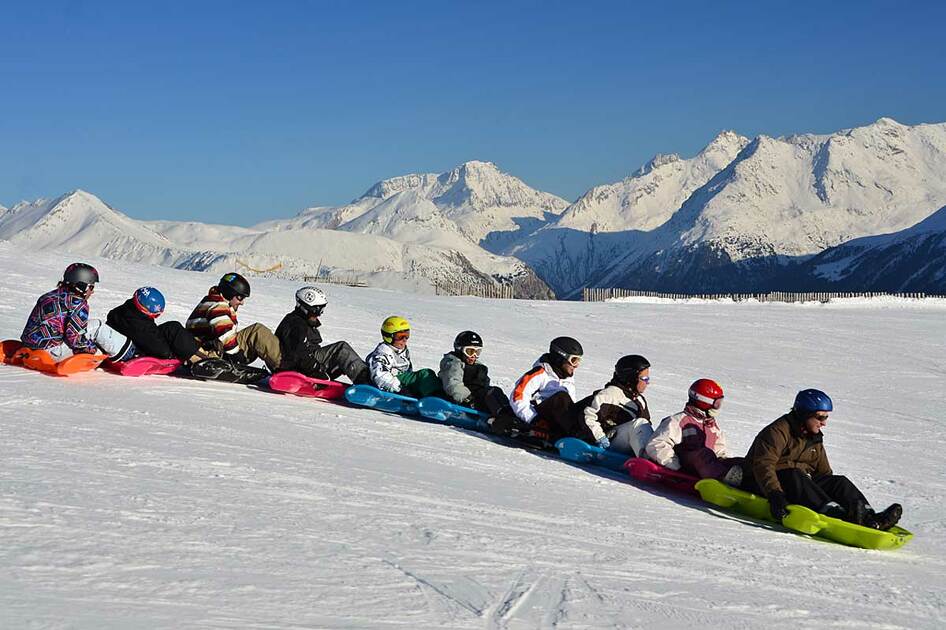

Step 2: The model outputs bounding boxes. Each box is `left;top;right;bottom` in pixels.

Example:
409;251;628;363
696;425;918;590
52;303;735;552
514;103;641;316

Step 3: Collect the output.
555;437;632;472
417;397;490;431
344;384;420;415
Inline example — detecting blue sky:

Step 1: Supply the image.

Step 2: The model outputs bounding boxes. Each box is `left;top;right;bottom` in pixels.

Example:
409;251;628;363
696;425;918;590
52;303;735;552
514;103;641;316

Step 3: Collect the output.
2;1;945;224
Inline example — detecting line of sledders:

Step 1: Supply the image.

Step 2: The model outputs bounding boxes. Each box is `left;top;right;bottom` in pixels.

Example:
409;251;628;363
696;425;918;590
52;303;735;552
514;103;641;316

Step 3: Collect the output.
15;263;903;532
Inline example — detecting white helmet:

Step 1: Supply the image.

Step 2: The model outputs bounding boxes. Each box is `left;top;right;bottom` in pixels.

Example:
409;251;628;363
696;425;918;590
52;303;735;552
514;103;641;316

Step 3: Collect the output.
295;286;328;316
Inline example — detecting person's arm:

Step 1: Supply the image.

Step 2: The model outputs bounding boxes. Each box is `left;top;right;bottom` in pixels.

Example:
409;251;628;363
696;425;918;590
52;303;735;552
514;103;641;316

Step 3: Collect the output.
509;367;545;423
645;415;683;470
205;302;239;358
439;355;472;404
813;446;833;477
582;389;612;442
749;425;788;497
713;426;729;458
64;301;96;353
368;348;402;392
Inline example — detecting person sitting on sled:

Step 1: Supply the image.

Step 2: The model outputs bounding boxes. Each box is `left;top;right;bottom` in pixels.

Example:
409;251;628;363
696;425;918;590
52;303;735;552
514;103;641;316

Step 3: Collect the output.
489;336;582;440
743;388;902;530
645;379;743;486
185;272;281;381
366;316;442;398
20;263;134;362
106;287;204;364
438;330;509;415
568;354;652;454
274;286;370;384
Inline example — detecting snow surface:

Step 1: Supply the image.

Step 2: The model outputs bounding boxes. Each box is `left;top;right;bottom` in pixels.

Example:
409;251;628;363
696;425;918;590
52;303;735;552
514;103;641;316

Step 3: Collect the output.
1;243;945;629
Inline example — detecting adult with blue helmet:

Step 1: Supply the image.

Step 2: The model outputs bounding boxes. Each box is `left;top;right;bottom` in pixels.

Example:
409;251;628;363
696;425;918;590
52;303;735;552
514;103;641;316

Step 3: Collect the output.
742;389;902;531
106;286;202;363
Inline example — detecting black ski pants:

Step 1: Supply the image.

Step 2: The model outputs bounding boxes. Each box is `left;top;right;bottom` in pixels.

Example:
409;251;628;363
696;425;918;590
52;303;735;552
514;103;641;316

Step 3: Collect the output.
158;321;200;361
469;385;510;416
744;468;868;515
300;341;370;384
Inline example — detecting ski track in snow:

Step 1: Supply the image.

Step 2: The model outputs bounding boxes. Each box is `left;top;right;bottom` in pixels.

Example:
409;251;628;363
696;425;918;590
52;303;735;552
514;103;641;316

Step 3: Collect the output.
1;244;945;629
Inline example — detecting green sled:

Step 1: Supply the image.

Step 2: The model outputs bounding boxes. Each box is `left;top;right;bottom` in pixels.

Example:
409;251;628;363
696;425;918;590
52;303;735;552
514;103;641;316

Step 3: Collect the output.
694;479;913;550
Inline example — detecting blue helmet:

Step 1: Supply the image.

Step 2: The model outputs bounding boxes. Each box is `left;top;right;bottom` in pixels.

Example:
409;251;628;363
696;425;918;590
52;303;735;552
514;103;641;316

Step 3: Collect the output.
793;389;833;414
133;286;166;318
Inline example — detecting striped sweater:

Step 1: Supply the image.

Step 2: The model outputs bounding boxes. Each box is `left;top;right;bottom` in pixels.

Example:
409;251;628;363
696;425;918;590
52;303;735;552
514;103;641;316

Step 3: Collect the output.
185;288;240;357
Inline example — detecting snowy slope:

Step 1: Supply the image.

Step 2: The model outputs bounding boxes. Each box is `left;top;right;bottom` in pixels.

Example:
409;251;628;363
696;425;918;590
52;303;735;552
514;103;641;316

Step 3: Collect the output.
0;190;553;298
2;243;945;628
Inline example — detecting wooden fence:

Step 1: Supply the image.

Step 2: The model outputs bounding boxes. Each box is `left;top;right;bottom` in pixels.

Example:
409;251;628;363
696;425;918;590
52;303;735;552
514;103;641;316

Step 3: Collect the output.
302;274;368;288
434;281;515;299
582;288;940;303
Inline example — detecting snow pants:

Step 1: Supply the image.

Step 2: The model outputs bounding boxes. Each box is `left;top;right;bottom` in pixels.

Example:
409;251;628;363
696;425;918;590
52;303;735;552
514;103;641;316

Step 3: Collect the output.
677;446;744;480
150;321;200;362
744;469;868;517
535;391;577;441
609;418;655;456
297;341;370;384
45;320;135;362
468;385;511;416
397;368;443;398
234;323;282;371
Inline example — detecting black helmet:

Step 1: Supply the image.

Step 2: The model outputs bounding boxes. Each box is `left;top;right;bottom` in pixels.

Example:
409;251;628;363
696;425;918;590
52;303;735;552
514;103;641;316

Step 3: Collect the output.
613;354;650;387
454;330;483;351
62;263;99;293
218;272;251;300
549;336;583;361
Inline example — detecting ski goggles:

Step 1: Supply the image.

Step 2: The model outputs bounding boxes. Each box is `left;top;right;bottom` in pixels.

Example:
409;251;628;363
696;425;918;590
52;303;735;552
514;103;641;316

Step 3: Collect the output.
691;391;724;409
564;354;582;367
639;375;651;383
812;413;829;422
305;304;326;317
461;346;482;358
391;331;410;342
71;282;95;294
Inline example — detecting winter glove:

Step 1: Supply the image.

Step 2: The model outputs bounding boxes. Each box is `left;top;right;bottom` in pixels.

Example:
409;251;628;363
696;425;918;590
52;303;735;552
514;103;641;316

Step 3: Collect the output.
596;436;611;450
768;491;789;521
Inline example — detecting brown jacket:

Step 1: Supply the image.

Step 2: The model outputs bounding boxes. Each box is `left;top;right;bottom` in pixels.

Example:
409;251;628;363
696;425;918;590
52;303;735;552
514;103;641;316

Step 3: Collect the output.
745;412;832;496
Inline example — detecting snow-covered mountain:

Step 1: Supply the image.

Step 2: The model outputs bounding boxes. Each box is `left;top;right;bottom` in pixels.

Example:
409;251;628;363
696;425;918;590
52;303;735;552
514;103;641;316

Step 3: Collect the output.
496;131;751;295
792;204;946;292
0;190;554;298
589;118;946;293
495;118;946;296
263;160;569;245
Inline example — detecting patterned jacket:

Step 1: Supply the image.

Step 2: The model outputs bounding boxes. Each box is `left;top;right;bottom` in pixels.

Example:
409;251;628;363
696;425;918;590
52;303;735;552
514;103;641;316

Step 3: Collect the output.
20;287;96;353
646;404;729;471
185;288;240;357
509;354;577;423
366;342;412;392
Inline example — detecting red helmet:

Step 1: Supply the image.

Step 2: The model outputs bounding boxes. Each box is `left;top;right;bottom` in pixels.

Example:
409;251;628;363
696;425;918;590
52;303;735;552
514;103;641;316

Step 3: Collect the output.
689;379;724;411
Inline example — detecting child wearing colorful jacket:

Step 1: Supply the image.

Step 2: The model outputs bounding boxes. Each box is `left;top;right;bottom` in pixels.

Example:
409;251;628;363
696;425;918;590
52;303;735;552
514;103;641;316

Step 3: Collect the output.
366;316;441;397
645;379;743;485
21;263;133;361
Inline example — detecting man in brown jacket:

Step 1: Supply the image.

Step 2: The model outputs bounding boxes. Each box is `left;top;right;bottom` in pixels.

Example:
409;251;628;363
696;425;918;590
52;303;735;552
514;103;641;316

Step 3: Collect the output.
744;388;902;530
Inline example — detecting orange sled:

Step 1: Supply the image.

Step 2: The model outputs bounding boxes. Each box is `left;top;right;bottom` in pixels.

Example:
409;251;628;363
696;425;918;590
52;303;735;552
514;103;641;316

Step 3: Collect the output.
3;340;107;376
1;339;24;365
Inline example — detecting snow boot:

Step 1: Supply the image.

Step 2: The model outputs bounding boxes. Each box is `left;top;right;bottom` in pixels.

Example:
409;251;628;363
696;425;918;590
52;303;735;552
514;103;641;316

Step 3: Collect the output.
722;464;743;487
866;503;903;531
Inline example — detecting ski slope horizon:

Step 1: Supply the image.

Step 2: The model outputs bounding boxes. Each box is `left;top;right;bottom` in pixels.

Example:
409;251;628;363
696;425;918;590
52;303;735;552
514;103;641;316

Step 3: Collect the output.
1;243;945;628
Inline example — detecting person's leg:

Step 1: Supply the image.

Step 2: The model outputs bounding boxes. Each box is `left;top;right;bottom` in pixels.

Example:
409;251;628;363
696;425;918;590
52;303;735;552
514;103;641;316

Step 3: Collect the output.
610;418;654;456
677;447;731;479
534;391;576;441
472;386;510;416
236;323;282;371
46;344;74;362
413;368;443;397
307;341;370;383
158;321;200;362
88;319;135;361
776;468;841;515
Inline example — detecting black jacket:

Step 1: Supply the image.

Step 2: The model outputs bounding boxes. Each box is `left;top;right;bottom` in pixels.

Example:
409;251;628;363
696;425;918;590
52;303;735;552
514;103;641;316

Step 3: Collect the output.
275;308;323;370
106;299;190;360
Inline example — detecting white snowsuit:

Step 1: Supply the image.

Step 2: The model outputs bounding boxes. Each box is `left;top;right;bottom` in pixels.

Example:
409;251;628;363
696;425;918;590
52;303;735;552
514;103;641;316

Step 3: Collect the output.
508;358;576;424
366;342;412;392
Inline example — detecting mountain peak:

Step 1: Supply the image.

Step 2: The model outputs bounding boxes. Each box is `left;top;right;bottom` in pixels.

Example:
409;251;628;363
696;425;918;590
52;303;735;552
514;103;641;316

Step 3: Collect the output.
638;153;681;175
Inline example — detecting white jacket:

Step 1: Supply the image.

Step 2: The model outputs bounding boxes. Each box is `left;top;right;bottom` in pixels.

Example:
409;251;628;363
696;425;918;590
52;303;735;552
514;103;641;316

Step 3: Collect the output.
509;358;576;423
366;342;412;392
645;406;729;471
